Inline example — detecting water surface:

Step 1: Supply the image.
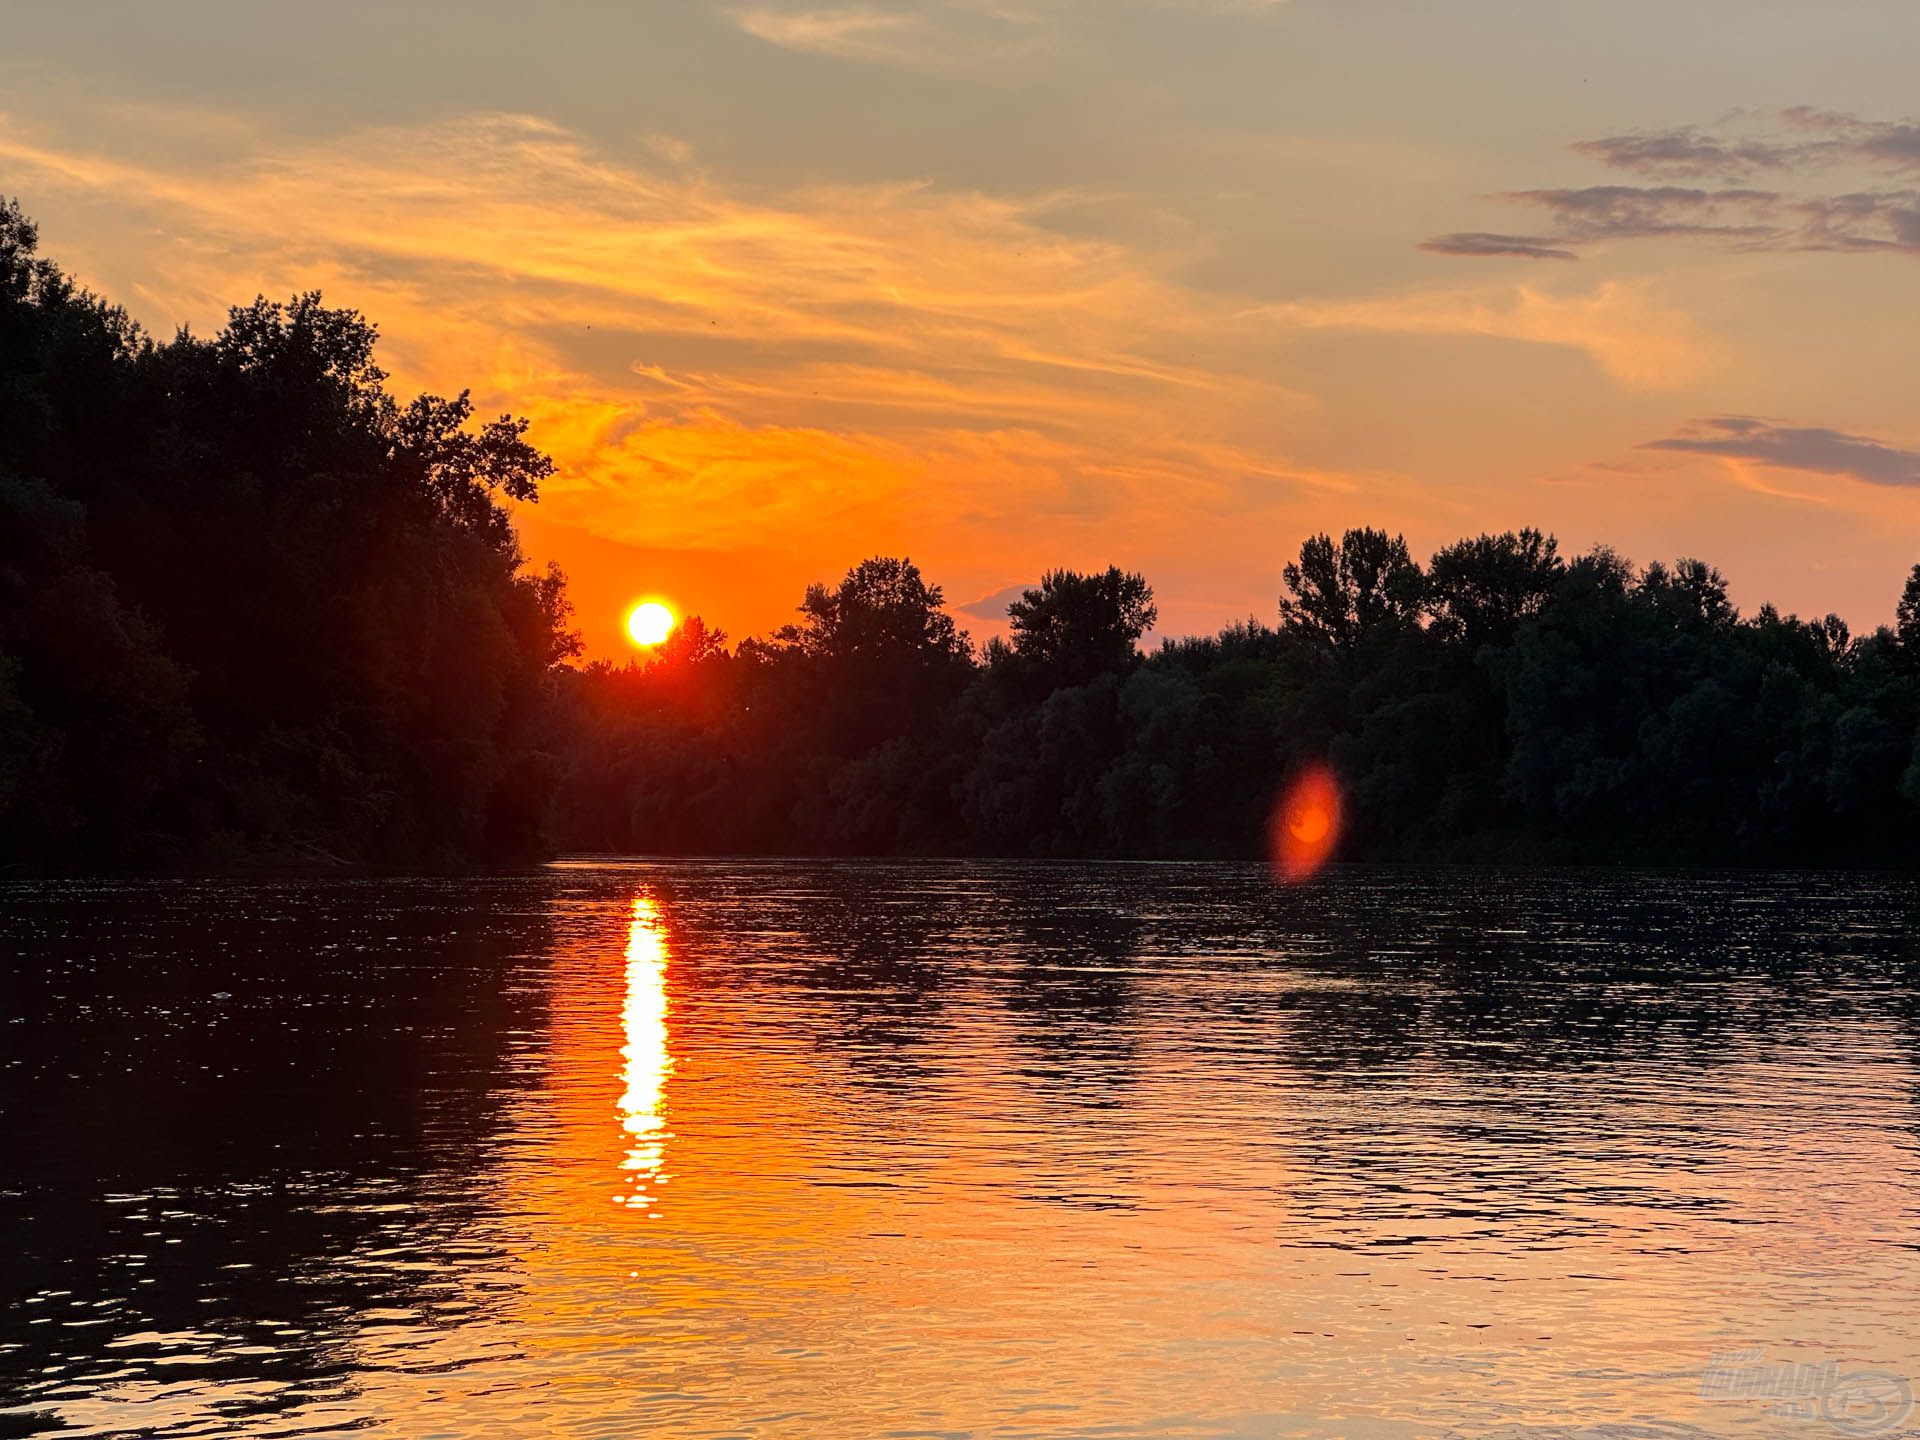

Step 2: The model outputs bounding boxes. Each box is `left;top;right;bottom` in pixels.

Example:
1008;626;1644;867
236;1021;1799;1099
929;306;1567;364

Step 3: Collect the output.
4;862;1920;1437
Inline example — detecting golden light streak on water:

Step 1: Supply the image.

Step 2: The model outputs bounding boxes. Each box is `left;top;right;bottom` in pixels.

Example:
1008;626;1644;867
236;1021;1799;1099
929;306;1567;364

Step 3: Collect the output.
617;893;672;1210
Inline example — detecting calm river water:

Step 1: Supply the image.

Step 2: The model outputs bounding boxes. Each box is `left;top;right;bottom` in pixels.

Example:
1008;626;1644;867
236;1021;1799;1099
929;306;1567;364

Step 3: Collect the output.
4;861;1920;1438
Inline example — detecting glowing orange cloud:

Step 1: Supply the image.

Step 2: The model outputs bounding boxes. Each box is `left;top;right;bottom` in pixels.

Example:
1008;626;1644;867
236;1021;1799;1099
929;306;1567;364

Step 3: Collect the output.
1247;281;1720;393
0;106;1438;660
29;103;1910;656
1270;764;1343;883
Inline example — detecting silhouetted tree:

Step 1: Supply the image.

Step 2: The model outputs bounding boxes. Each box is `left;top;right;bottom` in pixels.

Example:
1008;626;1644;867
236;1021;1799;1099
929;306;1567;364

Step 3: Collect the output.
13;198;1920;871
776;556;968;666
770;555;974;762
552;530;1920;866
1005;566;1157;689
1896;565;1920;667
0;198;577;867
654;615;729;668
1427;529;1564;649
1280;528;1426;655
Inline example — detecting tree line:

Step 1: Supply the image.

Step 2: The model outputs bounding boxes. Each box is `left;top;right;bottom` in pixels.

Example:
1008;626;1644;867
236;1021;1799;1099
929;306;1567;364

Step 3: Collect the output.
1;199;573;866
556;538;1920;865
6;196;1920;869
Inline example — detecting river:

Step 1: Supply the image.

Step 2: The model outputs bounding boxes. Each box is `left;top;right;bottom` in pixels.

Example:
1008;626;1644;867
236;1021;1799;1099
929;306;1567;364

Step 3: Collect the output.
4;861;1918;1437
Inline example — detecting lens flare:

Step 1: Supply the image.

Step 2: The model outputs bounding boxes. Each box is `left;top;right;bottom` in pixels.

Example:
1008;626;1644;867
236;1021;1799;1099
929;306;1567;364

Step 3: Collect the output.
1271;764;1343;883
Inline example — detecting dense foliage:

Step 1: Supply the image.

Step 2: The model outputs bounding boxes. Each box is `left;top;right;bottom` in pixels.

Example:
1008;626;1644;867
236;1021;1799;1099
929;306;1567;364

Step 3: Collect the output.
9;197;1920;869
553;537;1920;866
0;200;577;867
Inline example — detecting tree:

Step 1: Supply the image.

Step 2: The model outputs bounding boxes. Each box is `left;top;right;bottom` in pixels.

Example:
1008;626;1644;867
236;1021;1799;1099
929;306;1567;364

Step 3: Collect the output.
0;198;578;866
1280;528;1425;654
767;556;975;762
19;181;1920;872
0;477;196;861
650;614;729;669
1896;564;1920;664
1427;529;1564;649
1638;556;1738;632
777;556;968;667
1005;566;1157;688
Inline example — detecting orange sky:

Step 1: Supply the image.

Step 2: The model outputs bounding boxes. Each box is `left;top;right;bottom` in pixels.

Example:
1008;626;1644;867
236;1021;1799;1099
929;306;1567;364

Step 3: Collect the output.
9;4;1920;656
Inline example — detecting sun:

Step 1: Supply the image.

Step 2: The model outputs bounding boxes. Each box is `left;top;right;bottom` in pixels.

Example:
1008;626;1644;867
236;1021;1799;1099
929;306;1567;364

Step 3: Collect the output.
626;601;676;648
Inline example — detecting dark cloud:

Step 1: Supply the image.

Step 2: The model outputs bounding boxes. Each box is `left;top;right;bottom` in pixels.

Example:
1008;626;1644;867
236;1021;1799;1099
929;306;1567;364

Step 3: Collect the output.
1430;110;1920;259
1503;185;1780;241
1852;126;1920;169
1573;127;1797;178
1791;190;1920;252
1418;231;1576;260
1780;108;1920;171
1580;112;1920;180
1644;416;1920;488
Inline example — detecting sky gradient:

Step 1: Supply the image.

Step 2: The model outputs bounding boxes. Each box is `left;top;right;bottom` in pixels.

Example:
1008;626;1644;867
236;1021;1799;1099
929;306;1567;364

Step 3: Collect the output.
8;0;1920;654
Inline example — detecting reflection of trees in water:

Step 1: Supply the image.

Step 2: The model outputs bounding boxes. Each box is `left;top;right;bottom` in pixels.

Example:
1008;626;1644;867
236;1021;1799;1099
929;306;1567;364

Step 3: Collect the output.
0;879;552;1436
1252;869;1920;1083
10;862;1916;1427
703;866;966;1090
997;872;1143;1106
991;870;1152;1211
699;863;1149;1097
679;863;1155;1208
1146;867;1920;1247
664;862;1920;1097
735;863;1920;1227
1020;866;1909;1081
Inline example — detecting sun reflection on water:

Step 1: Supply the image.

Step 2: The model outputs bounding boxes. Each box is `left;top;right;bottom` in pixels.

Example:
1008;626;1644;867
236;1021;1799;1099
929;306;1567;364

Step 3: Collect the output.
617;894;672;1210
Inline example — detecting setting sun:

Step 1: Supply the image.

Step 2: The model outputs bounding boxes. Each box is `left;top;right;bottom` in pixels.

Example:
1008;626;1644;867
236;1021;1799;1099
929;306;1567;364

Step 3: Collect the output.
627;601;676;648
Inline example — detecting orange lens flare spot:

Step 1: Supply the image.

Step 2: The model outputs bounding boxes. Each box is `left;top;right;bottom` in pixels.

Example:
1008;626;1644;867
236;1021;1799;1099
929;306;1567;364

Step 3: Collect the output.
1271;765;1343;883
626;601;676;647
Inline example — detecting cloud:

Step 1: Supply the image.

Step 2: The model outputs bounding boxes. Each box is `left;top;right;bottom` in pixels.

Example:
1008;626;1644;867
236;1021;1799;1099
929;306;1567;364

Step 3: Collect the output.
1431;110;1920;260
729;6;934;64
0;104;1356;577
1250;281;1718;391
727;0;1283;67
1418;231;1576;261
1503;185;1780;241
1645;416;1920;489
1780;108;1920;172
1571;127;1799;179
1575;113;1920;182
1;98;1735;657
1792;190;1920;252
958;582;1029;620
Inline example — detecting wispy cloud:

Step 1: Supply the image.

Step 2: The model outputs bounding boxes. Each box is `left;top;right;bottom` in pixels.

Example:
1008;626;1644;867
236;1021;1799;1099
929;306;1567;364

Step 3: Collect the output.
1430;109;1920;260
1502;185;1781;242
1645;416;1920;489
1577;110;1920;181
1248;281;1717;391
1572;127;1801;179
0;105;1326;560
5;99;1707;559
1418;232;1576;261
727;0;1283;68
729;6;936;64
1;97;1749;655
957;581;1029;620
